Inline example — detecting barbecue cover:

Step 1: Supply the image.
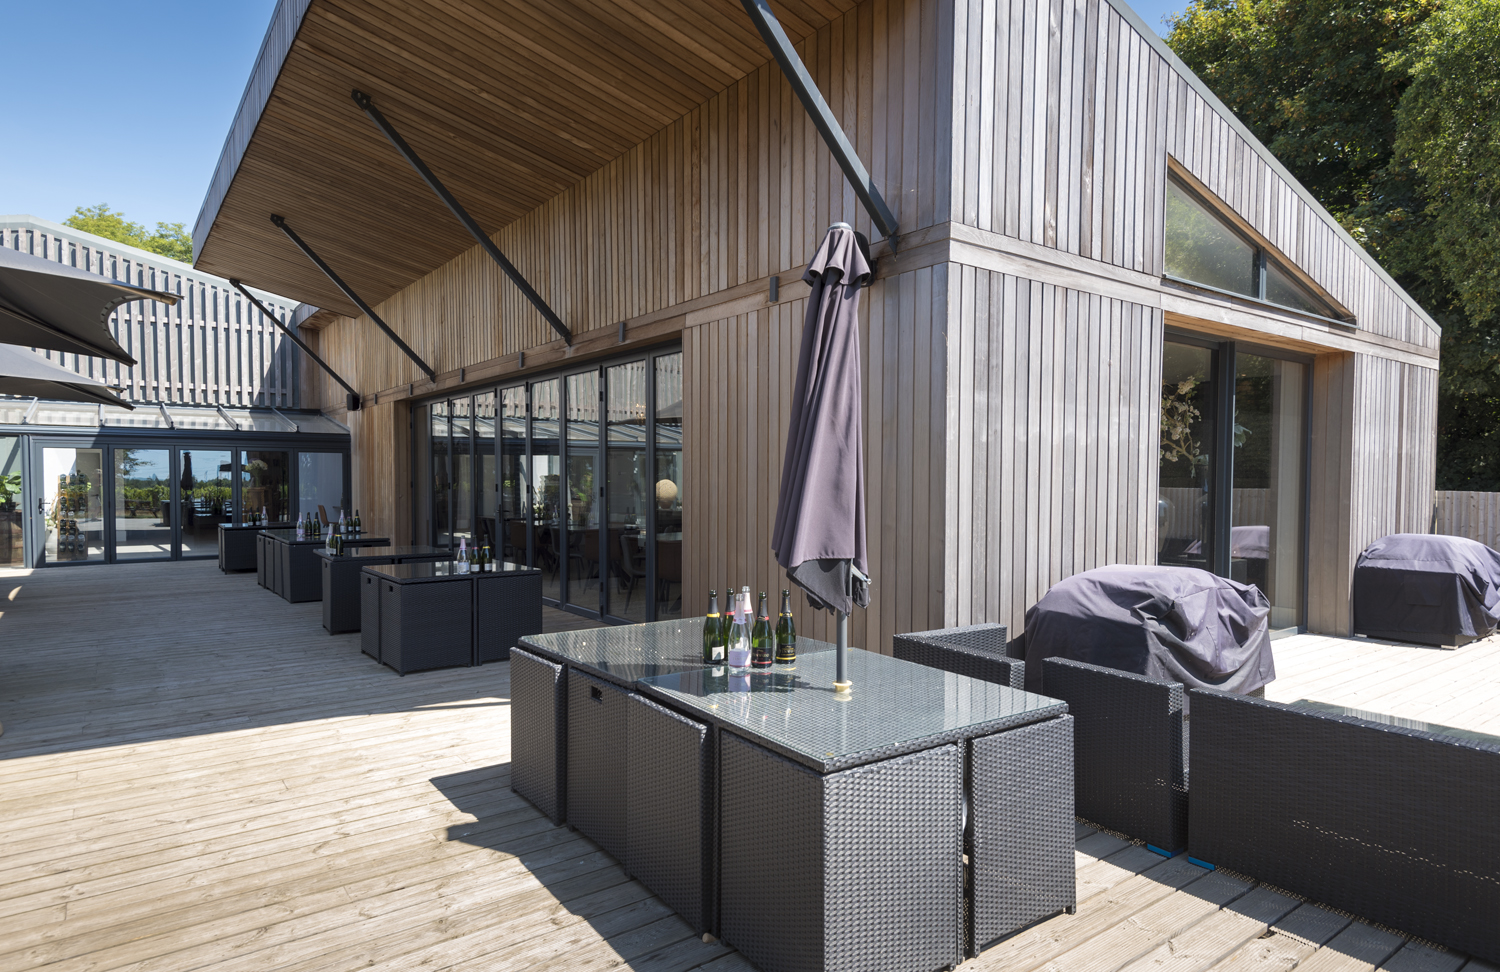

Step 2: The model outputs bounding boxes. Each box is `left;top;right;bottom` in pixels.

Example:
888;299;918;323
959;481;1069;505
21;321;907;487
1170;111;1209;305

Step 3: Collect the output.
1019;565;1275;697
1352;533;1500;644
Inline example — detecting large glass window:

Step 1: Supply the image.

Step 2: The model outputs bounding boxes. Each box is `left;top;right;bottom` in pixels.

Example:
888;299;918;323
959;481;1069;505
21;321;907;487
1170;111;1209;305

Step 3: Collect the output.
43;447;104;562
475;392;496;552
298;452;345;527
451;396;474;545
532;379;562;602
606;361;649;622
1157;343;1217;570
115;448;173;561
1;437;23;566
566;371;599;609
181;449;233;558
241;450;290;524
431;401;452;547
655;352;684;619
499;387;527;564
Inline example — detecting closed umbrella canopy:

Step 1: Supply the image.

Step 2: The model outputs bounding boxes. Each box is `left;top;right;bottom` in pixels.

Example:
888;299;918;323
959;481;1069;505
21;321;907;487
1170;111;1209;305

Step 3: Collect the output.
0;244;178;365
0;344;135;410
772;222;872;618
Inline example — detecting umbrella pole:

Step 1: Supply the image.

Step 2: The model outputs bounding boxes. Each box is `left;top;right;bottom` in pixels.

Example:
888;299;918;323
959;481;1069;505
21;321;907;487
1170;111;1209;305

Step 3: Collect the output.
834;611;851;692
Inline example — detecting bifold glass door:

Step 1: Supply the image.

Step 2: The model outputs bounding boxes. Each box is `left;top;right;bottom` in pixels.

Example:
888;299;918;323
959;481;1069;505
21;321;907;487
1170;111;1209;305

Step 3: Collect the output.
42;447;105;563
1158;336;1308;629
114;448;173;560
418;349;685;621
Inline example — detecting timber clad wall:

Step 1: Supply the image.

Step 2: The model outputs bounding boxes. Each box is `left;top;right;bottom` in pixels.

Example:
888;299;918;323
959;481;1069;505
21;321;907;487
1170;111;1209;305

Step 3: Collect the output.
280;0;1438;641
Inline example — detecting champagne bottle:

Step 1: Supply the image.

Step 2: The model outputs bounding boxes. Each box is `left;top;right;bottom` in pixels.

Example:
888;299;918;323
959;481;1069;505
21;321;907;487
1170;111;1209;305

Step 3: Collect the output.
354;509;361;535
751;592;774;668
726;588;752;672
721;578;736;644
703;591;725;663
338;510;347;538
776;589;797;664
481;544;493;571
458;537;469;573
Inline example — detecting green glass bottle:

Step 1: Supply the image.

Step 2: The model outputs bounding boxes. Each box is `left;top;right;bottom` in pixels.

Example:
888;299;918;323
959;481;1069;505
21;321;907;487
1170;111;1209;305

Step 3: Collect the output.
751;592;774;668
703;590;725;663
775;589;797;664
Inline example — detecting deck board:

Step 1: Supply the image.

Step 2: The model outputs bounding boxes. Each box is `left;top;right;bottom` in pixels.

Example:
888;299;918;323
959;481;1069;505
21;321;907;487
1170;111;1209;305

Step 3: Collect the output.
0;561;1480;971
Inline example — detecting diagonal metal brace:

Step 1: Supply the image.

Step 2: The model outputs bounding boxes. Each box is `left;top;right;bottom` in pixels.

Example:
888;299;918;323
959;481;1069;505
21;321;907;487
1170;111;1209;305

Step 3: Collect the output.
270;215;437;382
351;90;574;346
740;0;899;249
230;279;365;409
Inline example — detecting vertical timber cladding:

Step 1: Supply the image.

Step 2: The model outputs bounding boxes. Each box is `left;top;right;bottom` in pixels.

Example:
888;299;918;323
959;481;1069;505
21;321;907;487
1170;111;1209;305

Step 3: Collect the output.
684;265;950;659
945;267;1163;637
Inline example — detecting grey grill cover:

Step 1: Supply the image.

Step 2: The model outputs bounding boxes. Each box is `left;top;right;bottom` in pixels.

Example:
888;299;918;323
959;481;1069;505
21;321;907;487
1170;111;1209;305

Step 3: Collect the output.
1353;533;1500;643
1019;565;1274;698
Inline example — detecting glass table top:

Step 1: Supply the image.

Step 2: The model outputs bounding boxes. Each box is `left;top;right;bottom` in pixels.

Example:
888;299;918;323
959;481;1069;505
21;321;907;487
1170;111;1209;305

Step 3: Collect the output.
640;647;1066;772
1291;699;1500;749
315;545;451;561
519;617;834;688
364;560;537;581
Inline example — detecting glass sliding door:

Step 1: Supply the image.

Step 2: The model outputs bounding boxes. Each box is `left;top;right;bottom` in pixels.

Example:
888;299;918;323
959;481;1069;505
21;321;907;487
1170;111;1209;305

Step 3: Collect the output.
0;437;23;566
115;448;174;560
242;450;290;525
1157;342;1218;571
181;449;233;558
430;401;452;547
532;379;562;602
451;396;474;547
42;447;104;563
499;387;528;565
474;391;497;553
565;370;600;611
1233;354;1306;630
654;352;684;619
298;452;345;528
605;361;649;622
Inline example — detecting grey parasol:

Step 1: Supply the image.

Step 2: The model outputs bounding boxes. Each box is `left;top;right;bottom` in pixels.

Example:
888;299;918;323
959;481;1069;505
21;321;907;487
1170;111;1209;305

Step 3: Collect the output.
771;222;872;690
0;344;135;410
0;243;178;365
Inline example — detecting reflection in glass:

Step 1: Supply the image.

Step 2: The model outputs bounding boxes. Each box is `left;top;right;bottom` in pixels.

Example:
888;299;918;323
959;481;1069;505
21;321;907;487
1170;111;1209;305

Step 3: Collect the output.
475;391;496;553
566;451;599;608
451;397;473;544
297;452;344;527
1165;181;1257;297
1233;354;1305;629
241;449;290;524
499;387;528;565
532;379;562;602
1265;261;1332;318
1157;343;1216;570
567;371;599;442
44;447;104;562
181;449;233;558
655;352;684;619
414;402;433;546
606;362;648;621
431;401;451;547
116;448;173;560
1;437;24;566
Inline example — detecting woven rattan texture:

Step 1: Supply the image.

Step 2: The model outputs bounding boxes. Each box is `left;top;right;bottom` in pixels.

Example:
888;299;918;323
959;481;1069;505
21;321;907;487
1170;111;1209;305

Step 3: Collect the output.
720;732;963;972
624;693;711;933
378;577;472;674
510;647;567;824
324;557;396;633
1043;657;1187;851
475;571;543;663
359;572;380;659
286;545;322;603
970;715;1076;952
566;668;629;863
218;527;257;572
256;535;267;587
893;624;1022;689
1189;689;1500;962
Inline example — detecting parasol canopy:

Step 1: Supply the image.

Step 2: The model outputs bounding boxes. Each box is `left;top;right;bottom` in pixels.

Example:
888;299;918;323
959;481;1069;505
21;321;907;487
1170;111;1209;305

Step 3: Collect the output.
0;344;134;410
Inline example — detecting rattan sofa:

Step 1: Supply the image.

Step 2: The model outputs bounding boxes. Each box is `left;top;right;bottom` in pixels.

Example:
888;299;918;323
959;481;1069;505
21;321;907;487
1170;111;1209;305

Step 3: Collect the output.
1188;689;1500;962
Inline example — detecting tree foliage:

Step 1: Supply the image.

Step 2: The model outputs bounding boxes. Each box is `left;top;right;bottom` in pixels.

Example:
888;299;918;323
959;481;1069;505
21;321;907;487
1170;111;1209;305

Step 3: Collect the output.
1167;0;1500;488
64;204;193;264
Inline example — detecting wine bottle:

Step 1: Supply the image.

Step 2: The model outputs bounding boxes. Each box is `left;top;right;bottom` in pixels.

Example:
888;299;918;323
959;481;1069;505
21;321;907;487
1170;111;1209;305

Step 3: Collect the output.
721;578;736;644
354;509;361;536
703;590;725;663
458;537;469;573
776;589;797;664
726;588;752;672
751;592;774;668
481;544;493;571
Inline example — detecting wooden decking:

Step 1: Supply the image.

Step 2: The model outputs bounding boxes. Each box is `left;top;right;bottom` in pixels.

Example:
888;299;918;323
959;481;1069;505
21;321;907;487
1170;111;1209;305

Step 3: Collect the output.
0;560;1491;972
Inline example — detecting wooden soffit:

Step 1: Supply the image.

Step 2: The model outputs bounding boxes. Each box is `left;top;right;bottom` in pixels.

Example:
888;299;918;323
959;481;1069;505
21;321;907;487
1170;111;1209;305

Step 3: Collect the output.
193;0;857;317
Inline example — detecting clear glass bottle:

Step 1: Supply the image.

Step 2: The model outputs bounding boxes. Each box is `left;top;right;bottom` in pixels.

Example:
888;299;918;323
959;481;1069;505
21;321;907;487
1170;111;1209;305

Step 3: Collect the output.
726;587;752;672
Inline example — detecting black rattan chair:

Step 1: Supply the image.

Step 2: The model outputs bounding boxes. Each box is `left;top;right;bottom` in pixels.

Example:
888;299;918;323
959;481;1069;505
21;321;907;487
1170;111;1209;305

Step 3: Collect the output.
891;623;1021;689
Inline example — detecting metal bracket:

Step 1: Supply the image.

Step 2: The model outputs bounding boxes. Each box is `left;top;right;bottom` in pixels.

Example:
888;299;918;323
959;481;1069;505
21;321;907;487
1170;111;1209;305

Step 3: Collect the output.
740;0;899;249
267;216;437;381
157;403;175;429
352;90;574;346
230;279;370;404
769;275;780;302
215;404;242;431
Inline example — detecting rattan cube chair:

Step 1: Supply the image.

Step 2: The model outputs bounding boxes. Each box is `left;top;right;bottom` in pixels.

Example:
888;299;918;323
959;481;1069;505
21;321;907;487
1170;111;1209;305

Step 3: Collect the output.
891;623;1021;689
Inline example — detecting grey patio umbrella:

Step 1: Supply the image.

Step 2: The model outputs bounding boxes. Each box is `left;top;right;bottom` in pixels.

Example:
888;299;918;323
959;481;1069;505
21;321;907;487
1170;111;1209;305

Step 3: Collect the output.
0;243;178;365
771;222;873;691
0;344;135;409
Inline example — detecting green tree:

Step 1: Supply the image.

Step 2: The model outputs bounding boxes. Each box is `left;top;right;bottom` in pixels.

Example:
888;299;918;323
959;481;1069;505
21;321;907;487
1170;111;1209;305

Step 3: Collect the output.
64;204;193;264
1167;0;1500;488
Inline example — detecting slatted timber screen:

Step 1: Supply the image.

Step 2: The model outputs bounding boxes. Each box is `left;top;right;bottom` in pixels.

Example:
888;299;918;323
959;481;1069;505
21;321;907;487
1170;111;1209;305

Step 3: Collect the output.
2;223;301;407
1435;493;1500;550
948;0;1437;349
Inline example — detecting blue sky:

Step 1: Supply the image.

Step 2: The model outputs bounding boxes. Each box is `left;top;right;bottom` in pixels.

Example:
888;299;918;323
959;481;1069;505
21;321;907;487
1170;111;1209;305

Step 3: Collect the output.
0;0;1185;240
0;0;277;232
